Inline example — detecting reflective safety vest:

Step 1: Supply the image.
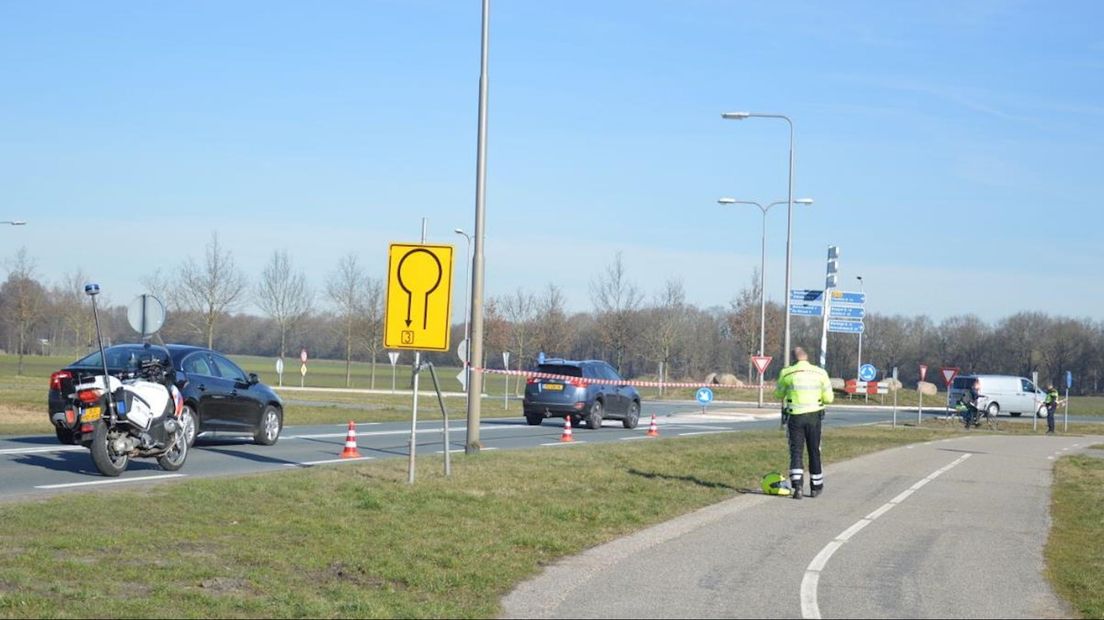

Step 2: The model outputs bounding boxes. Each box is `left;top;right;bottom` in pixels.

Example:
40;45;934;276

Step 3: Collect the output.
774;360;834;415
1046;389;1059;405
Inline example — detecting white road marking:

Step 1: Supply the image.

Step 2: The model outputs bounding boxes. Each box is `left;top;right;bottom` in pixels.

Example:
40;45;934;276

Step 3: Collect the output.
284;456;374;467
36;473;186;489
620;436;652;441
541;441;587;446
434;448;500;454
288;425;521;440
0;445;85;455
678;431;738;437
800;453;972;619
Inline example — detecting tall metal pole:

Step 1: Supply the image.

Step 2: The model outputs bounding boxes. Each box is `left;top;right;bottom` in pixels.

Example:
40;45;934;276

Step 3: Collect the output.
757;206;767;407
408;218;428;484
455;230;473;392
856;276;864;381
783;118;795;367
465;0;490;455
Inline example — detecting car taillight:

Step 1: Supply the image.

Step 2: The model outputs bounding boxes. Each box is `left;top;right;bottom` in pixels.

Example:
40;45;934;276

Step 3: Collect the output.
526;377;539;385
50;370;72;391
570;379;588;388
77;389;102;404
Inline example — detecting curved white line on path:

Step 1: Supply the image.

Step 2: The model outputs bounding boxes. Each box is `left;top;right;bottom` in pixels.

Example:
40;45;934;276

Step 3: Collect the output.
800;454;972;619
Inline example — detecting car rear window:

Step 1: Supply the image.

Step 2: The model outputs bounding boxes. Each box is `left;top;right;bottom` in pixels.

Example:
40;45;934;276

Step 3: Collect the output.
536;364;582;378
72;346;170;370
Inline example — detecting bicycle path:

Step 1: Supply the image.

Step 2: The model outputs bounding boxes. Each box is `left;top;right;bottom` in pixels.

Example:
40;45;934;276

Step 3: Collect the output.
502;433;1096;619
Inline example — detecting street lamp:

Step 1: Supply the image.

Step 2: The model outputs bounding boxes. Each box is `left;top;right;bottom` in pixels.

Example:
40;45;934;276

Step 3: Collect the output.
722;111;798;367
1;221;26;226
718;197;814;407
454;228;473;393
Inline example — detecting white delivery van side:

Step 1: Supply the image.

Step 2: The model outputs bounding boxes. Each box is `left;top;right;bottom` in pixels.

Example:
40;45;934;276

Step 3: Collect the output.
949;374;1047;418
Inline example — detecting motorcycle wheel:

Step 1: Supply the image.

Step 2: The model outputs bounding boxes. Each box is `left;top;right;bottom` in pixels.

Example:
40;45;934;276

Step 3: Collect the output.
157;431;188;471
90;422;129;477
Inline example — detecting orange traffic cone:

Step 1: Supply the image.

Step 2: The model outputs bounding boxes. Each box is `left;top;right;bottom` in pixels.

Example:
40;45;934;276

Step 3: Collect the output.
560;416;575;442
646;412;659;437
340;420;363;458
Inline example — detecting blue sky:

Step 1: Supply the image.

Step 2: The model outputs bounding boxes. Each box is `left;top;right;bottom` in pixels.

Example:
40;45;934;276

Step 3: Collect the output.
1;1;1101;322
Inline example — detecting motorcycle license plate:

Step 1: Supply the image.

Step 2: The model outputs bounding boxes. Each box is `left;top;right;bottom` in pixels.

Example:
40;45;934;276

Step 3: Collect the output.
81;406;102;422
542;383;563;391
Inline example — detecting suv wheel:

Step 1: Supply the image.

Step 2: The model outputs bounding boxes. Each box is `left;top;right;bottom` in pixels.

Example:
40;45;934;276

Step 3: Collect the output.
525;412;543;426
622;401;640;429
587;400;604;429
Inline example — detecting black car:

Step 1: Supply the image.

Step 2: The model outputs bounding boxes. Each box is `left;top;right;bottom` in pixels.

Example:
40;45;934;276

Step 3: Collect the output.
522;359;641;429
48;343;284;447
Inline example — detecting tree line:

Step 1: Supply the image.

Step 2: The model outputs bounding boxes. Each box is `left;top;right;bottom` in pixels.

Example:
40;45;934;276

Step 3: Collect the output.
2;241;1100;394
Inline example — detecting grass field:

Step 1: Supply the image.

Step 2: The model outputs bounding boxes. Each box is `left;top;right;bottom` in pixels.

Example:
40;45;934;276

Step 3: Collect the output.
0;425;955;618
1046;453;1104;619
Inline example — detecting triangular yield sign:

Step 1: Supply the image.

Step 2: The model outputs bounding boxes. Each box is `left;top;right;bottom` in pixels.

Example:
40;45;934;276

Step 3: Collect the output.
752;355;772;375
941;367;959;386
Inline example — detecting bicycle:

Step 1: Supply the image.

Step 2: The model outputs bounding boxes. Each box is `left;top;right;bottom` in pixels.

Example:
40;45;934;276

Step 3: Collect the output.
957;395;998;431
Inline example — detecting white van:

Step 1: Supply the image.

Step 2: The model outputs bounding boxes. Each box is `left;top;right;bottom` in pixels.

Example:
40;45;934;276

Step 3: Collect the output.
949;375;1047;418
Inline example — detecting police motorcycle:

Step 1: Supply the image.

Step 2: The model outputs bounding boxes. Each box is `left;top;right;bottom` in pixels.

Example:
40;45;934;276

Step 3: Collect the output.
72;284;188;477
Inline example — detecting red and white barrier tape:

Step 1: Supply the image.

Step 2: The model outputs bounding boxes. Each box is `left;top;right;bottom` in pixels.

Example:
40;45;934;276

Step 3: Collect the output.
470;366;775;390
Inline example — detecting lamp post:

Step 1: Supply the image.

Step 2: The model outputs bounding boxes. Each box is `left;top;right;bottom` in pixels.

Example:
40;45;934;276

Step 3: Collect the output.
454;228;473;393
1;221;27;226
718;197;814;407
722;111;797;367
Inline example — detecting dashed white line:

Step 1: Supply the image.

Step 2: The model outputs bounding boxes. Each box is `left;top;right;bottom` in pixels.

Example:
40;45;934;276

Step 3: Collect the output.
0;445;85;455
36;473;186;489
540;441;587;446
800;453;971;619
678;430;738;437
284;457;374;467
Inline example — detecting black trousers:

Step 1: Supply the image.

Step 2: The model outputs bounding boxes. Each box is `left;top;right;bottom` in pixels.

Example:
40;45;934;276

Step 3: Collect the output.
1046;403;1057;432
788;411;824;490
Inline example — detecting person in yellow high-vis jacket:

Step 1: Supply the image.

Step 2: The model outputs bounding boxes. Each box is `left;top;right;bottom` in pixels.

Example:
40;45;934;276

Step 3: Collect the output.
774;347;834;500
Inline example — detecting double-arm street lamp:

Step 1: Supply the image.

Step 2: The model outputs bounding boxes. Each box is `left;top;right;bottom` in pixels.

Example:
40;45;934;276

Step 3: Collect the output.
721;111;799;367
718;198;813;406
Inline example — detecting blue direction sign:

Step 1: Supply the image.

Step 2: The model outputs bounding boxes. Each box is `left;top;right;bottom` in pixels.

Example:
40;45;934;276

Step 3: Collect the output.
828;319;864;334
829;305;866;319
696;387;714;405
859;363;877;381
790;289;824;303
790;304;824;317
830;290;866;305
1066;371;1073;389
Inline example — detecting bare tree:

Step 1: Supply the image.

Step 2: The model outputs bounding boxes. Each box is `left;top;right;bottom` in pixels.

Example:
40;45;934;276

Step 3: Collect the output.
58;270;95;352
326;254;366;387
2;248;46;374
503;288;537;394
644;279;686;394
176;232;248;348
255;250;312;360
533;284;574;357
357;278;385;389
590;252;642;371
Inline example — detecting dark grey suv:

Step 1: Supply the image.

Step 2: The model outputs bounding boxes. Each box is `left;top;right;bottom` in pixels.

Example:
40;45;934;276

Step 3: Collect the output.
522;359;641;429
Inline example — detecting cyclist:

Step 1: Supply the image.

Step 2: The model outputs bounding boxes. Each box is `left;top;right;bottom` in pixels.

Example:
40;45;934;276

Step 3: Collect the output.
958;379;981;428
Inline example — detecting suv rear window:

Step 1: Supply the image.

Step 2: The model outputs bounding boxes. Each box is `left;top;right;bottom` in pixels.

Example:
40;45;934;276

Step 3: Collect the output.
952;377;975;389
537;364;582;378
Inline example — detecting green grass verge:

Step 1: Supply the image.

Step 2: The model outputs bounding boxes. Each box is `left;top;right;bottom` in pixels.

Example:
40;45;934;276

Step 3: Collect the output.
1046;454;1104;619
0;426;949;618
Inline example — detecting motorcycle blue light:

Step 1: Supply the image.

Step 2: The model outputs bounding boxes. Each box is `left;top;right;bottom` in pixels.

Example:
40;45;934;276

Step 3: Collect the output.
116;400;127;416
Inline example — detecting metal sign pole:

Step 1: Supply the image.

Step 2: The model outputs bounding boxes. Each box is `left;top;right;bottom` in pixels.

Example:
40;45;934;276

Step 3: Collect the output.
408;218;428;485
1064;387;1070;433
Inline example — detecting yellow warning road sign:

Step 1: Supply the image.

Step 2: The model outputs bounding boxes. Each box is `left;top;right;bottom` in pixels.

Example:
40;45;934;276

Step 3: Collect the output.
384;243;454;351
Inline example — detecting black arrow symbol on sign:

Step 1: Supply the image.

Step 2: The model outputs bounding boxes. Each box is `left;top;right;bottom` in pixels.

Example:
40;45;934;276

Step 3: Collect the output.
396;248;443;329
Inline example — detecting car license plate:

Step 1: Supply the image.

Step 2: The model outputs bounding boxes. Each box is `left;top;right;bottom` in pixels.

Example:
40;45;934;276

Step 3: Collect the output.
543;383;563;391
81;406;102;422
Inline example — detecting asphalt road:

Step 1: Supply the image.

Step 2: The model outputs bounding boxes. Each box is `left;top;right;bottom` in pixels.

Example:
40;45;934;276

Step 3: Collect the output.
2;400;901;501
501;432;1098;619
